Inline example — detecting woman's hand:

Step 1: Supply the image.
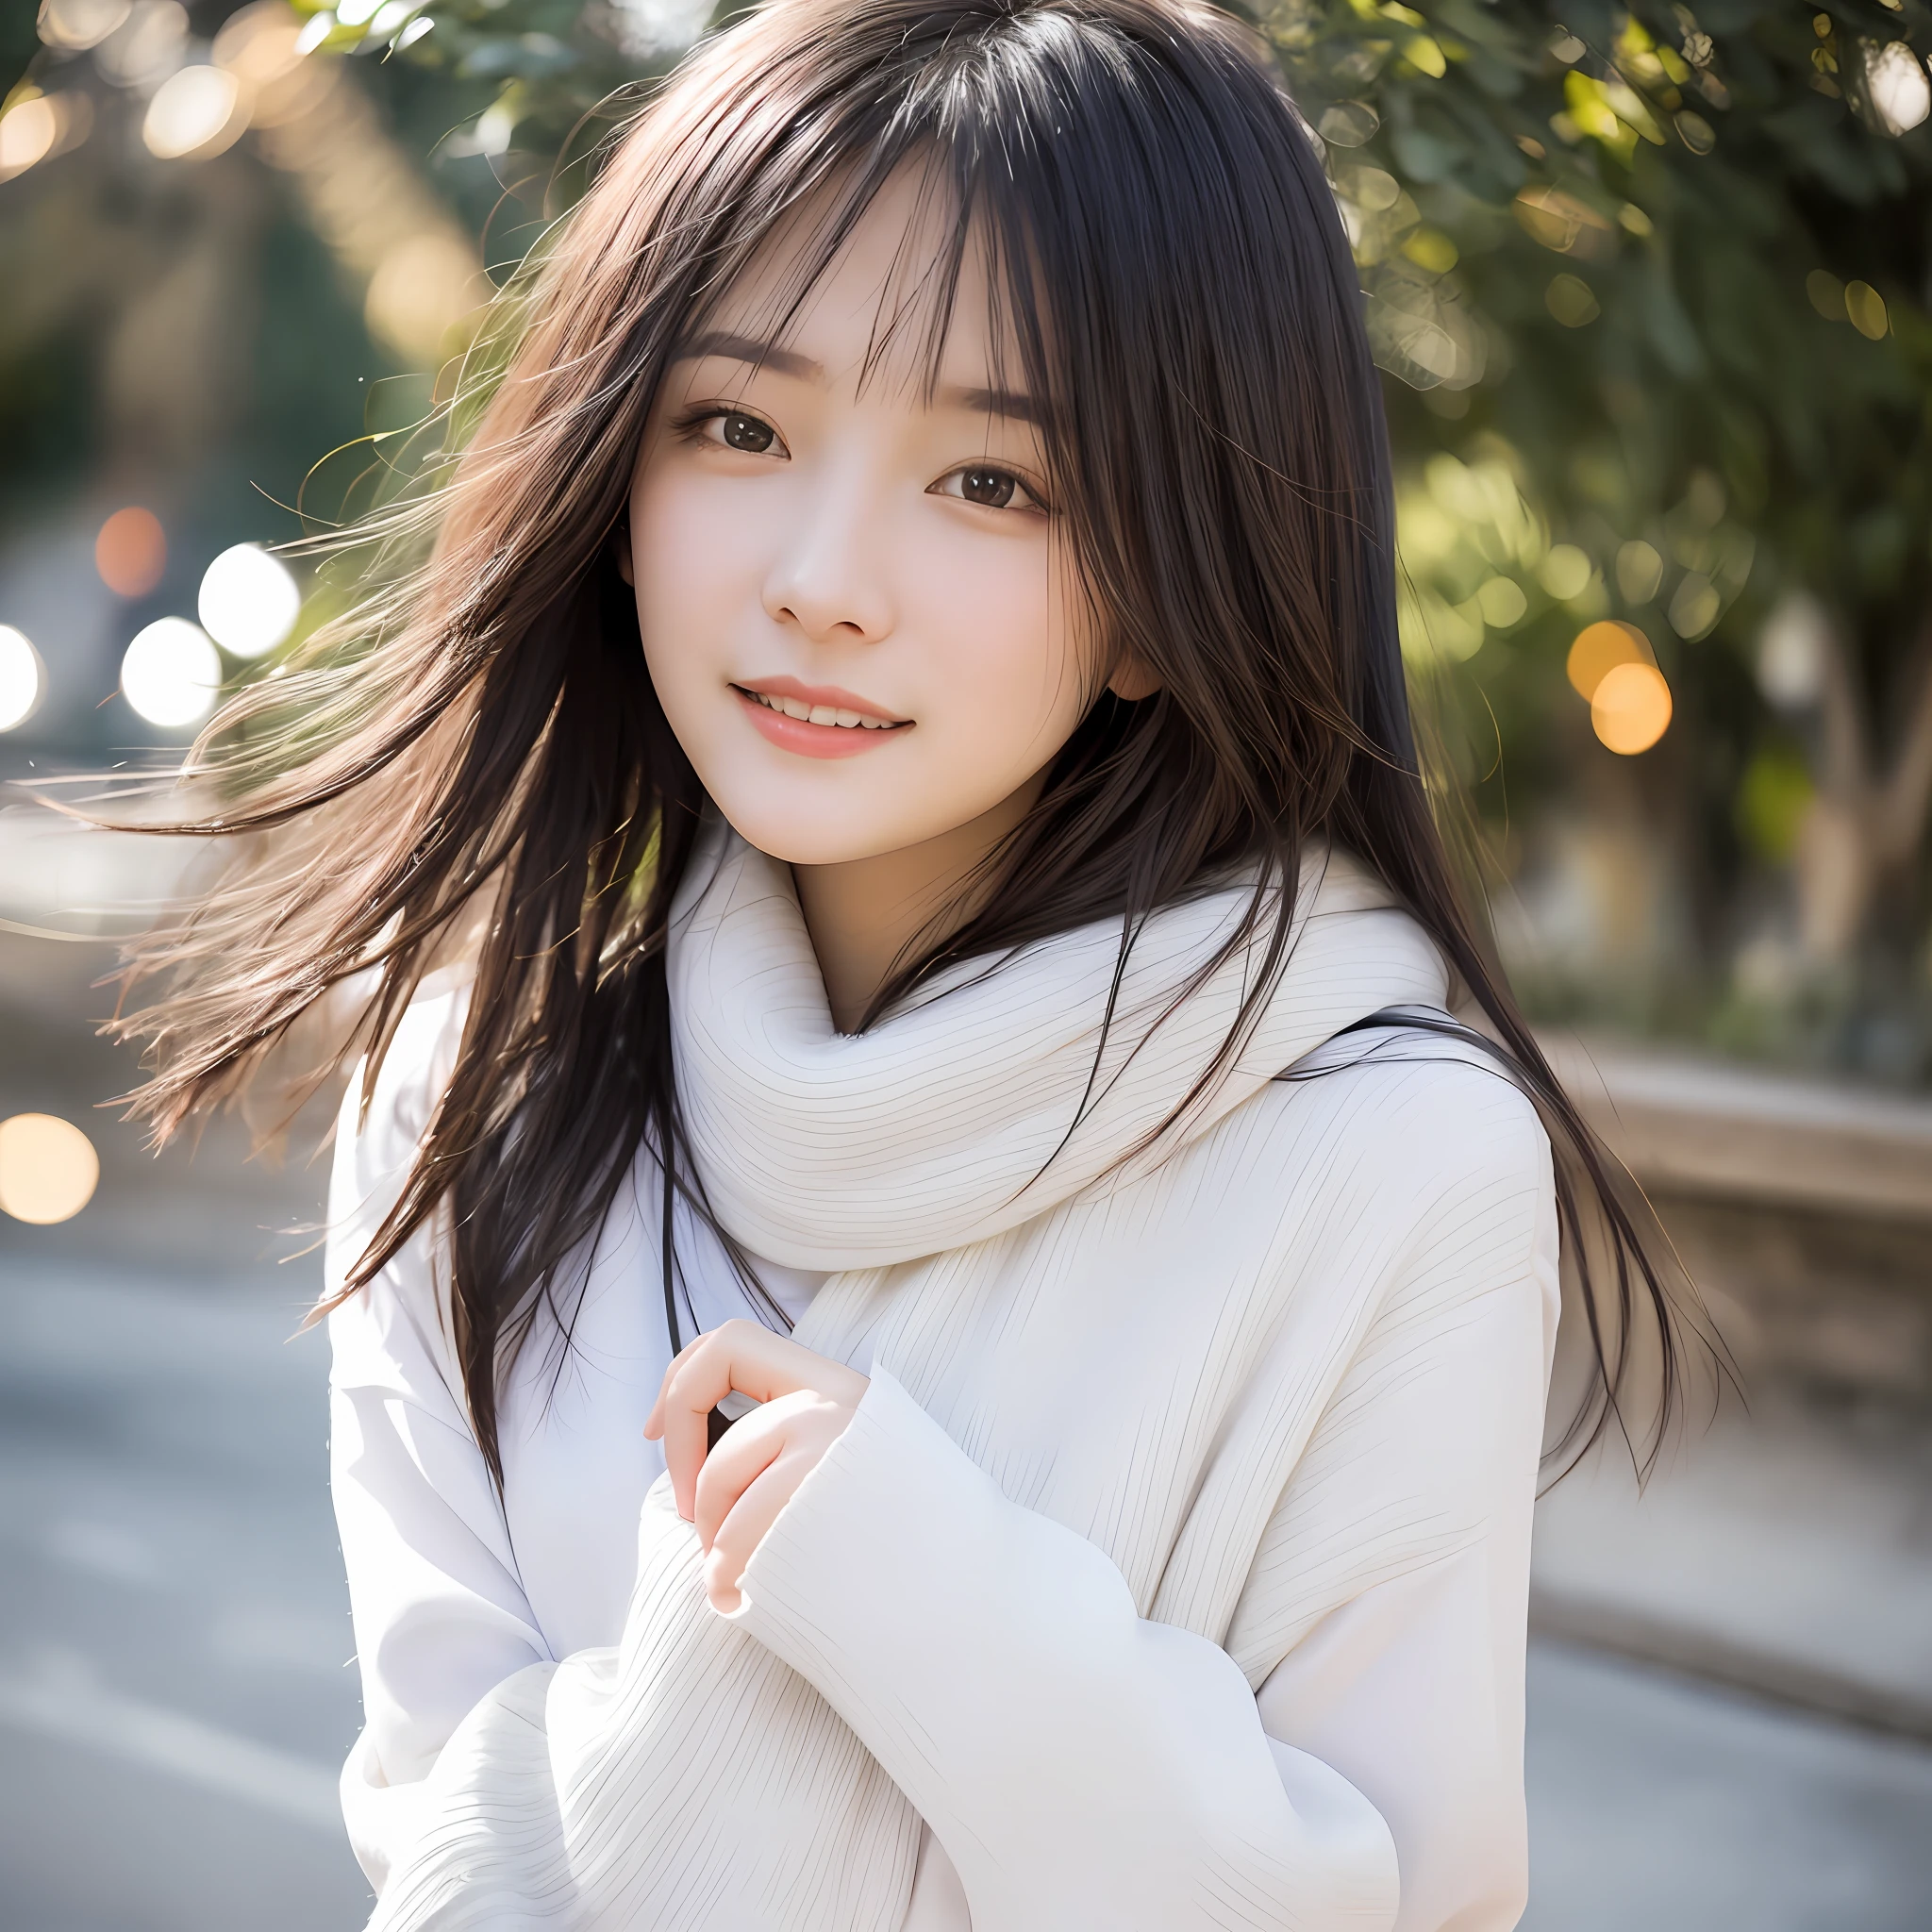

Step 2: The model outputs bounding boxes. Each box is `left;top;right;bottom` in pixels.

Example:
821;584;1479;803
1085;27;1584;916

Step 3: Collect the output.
644;1320;869;1612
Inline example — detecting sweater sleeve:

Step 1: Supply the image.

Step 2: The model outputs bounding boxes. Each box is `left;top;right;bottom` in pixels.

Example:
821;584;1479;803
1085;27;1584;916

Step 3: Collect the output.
727;1080;1557;1932
729;1367;1398;1930
325;987;553;1894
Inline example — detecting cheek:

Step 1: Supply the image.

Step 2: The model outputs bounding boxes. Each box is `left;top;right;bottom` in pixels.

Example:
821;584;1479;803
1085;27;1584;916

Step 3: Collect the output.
629;468;749;697
911;531;1089;768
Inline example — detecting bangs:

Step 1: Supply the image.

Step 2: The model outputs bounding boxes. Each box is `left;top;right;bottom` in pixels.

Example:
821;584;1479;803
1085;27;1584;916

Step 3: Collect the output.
665;86;1063;481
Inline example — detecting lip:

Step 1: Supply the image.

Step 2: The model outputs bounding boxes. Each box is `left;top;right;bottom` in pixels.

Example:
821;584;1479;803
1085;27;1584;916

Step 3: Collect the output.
735;675;908;724
731;676;911;761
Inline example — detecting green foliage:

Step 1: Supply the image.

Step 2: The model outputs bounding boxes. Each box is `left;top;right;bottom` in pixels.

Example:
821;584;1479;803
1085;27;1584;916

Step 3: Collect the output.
296;0;704;170
1737;739;1814;858
1262;0;1931;649
1251;0;1932;1070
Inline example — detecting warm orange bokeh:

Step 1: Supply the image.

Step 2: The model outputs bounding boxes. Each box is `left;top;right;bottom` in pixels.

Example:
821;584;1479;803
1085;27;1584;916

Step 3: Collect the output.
1565;619;1651;702
95;507;167;598
1591;660;1674;756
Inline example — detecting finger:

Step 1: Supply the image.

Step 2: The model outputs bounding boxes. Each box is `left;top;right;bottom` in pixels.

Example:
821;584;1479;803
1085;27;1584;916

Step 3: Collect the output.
692;1398;793;1551
642;1328;713;1441
704;1452;808;1613
657;1323;810;1519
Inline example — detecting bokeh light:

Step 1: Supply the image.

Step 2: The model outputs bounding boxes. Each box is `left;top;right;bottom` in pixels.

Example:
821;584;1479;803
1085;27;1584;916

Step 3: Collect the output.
142;64;247;160
1319;100;1378;145
121;617;222;728
0;87;92;183
292;9;334;55
1476;576;1527;627
94;0;189;89
1757;594;1830;710
1545;273;1601;328
212;2;325;122
95;507;167;597
34;0;131;51
1668;573;1721;640
1674;110;1715;155
0;94;58;180
363;231;483;367
1566;620;1650;700
1540;543;1592;602
0;1114;100;1225
198;543;300;658
0;625;45;731
1806;269;1843;321
1615;540;1663;605
1845;281;1890;342
1591;660;1673;755
1866;40;1931;136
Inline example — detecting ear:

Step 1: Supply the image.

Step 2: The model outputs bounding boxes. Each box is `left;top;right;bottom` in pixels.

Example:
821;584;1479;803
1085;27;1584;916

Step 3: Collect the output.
613;518;635;587
1106;654;1161;702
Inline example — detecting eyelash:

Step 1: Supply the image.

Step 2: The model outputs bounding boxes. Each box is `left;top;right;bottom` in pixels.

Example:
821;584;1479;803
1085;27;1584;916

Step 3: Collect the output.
675;405;789;458
675;405;1049;515
932;463;1048;516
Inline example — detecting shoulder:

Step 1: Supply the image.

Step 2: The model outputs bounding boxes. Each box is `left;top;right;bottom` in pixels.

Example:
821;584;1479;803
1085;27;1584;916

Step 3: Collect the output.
1229;1023;1550;1208
1170;1024;1557;1350
1206;1031;1559;1412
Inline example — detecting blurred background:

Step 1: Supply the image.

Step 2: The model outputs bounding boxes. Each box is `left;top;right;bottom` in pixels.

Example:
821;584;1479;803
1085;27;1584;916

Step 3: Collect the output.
1;1;1930;1925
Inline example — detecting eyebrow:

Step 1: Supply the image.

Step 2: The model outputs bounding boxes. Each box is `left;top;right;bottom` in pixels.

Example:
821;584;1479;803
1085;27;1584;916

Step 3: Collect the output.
673;330;1050;429
674;330;821;382
950;384;1051;430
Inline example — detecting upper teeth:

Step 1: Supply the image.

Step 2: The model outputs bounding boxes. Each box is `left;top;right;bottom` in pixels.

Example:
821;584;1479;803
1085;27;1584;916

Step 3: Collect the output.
747;691;891;728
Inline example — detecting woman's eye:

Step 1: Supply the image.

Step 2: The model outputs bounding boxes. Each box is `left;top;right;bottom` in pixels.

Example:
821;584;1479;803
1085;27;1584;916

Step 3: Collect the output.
933;464;1041;512
702;409;781;455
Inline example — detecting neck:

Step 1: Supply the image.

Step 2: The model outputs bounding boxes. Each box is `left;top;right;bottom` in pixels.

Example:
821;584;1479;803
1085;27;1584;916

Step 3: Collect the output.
790;780;1043;1032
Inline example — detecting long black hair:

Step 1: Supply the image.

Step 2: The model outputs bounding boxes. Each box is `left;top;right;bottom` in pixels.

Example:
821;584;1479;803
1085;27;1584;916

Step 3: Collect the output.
112;0;1694;1481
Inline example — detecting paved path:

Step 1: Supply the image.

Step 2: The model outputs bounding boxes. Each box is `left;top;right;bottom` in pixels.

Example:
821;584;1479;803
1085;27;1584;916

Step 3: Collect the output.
0;1263;368;1930
3;1257;1930;1930
1524;1641;1932;1932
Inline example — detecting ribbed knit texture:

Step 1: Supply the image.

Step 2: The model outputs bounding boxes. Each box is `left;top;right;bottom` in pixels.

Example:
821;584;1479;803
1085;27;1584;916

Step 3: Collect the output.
665;834;1447;1270
366;832;1551;1932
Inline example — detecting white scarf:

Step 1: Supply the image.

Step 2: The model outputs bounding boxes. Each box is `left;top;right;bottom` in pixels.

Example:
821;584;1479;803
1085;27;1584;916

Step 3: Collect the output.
667;830;1449;1269
370;833;1451;1931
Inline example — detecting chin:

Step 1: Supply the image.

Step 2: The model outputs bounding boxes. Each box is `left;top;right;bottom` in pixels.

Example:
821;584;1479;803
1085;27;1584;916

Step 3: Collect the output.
708;791;922;869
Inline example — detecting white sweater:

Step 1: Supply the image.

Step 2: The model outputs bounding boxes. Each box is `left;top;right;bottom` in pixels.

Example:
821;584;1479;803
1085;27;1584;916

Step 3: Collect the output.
326;834;1557;1931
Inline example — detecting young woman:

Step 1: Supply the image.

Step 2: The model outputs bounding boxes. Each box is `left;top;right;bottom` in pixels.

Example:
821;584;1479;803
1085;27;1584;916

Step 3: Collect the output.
118;2;1682;1926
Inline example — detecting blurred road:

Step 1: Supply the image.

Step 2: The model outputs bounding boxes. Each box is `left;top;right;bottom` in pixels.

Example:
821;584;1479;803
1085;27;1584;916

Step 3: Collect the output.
0;918;374;1932
2;924;1930;1929
1524;1642;1932;1932
0;1263;370;1932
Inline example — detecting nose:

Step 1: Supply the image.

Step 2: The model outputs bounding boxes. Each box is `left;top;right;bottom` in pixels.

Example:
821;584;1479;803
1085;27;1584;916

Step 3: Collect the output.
759;463;895;646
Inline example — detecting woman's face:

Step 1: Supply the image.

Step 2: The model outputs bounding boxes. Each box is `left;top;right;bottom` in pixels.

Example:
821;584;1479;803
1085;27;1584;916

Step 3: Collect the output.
626;176;1102;867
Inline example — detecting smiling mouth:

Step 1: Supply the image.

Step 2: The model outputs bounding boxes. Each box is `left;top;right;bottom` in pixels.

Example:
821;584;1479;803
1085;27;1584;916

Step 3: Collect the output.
731;685;910;731
729;682;911;760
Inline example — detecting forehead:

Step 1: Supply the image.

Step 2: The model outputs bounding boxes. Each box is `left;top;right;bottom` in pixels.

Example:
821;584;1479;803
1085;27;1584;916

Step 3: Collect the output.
696;164;1026;396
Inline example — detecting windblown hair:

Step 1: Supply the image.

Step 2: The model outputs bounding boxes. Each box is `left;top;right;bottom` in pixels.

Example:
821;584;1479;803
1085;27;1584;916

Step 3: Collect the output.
112;0;1695;1481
